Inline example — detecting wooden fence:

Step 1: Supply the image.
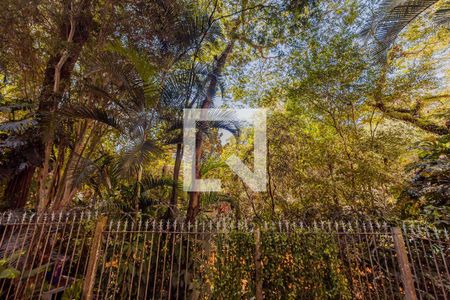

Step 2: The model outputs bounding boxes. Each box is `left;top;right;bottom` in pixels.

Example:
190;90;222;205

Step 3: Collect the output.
0;212;448;299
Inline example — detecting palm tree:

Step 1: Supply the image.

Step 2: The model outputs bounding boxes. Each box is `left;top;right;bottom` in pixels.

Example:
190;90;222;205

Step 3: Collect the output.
0;0;96;209
362;0;449;60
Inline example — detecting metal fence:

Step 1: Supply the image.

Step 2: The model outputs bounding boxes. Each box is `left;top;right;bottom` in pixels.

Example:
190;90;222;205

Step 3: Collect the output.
0;212;448;299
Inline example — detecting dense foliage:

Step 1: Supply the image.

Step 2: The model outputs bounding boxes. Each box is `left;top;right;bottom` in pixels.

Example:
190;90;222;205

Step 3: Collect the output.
209;229;350;299
0;0;448;225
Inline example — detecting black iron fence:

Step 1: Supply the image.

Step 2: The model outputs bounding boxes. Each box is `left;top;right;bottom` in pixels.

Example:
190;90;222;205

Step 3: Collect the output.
0;212;448;299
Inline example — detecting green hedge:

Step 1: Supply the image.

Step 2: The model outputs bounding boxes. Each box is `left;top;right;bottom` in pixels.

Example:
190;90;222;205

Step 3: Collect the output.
206;229;350;300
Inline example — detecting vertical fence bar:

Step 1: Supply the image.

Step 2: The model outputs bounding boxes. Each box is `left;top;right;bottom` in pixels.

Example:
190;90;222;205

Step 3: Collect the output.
82;216;107;300
392;227;417;300
2;214;449;299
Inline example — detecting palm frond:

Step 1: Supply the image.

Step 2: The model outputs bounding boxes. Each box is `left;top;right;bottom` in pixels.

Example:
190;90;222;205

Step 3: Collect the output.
164;135;183;145
0;102;34;113
141;175;179;190
160;63;209;109
107;40;158;83
201;157;227;176
107;41;160;109
0;137;27;149
196;109;241;137
70;155;99;188
60;105;124;132
362;0;448;61
117;139;162;175
0;119;37;133
198;120;241;137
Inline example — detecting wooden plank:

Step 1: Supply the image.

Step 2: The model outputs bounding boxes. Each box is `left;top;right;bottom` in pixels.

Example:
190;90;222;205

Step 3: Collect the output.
392;227;417;300
82;216;107;300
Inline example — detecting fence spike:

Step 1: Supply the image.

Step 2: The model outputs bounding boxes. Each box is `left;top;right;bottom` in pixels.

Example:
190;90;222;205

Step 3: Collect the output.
21;212;27;222
408;224;415;235
432;227;439;240
373;221;379;231
339;221;346;231
70;212;76;223
415;224;423;236
347;221;353;231
319;221;325;230
216;220;221;232
402;222;408;235
137;218;142;231
166;219;170;231
424;227;431;239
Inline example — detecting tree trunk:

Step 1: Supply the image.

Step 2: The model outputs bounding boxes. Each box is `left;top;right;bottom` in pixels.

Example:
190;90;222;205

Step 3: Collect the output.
35;0;94;210
3;0;94;210
166;143;183;219
186;41;234;222
4;166;36;209
135;165;143;213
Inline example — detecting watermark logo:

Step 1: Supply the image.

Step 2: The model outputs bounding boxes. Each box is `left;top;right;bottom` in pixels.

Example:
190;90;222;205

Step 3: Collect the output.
183;108;267;192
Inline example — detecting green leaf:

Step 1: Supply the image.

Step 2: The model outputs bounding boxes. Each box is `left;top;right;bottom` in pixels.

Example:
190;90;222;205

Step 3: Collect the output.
0;268;20;279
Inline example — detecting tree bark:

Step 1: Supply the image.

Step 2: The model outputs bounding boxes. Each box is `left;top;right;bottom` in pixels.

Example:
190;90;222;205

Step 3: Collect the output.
166;143;183;219
37;0;94;210
3;0;94;209
376;102;449;136
186;41;234;222
5;166;36;209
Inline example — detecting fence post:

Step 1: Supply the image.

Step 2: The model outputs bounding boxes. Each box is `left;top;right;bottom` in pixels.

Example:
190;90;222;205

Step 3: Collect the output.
82;216;107;300
392;227;417;300
254;227;263;300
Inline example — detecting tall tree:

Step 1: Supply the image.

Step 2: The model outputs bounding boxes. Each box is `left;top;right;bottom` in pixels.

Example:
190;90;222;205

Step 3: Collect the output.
0;0;97;209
